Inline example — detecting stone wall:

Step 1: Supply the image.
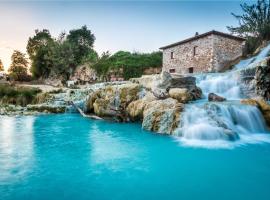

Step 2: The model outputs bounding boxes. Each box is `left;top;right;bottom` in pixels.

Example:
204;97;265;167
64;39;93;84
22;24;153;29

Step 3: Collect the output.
212;35;245;72
162;35;214;74
70;64;97;84
162;33;245;74
143;67;162;75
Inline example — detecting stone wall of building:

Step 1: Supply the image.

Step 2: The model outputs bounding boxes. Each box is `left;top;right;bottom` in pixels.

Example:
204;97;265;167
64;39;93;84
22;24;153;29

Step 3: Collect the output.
162;35;214;74
212;35;245;72
162;33;245;74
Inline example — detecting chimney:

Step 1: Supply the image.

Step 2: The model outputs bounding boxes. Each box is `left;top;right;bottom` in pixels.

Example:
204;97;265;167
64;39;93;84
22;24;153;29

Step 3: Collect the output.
195;32;199;36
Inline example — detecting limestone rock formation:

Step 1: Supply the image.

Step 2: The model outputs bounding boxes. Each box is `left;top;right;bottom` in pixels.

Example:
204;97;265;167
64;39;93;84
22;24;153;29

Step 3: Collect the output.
27;104;66;113
130;75;158;90
86;83;141;120
83;72;202;133
239;57;270;100
255;58;270;100
208;93;226;102
130;71;172;91
126;92;156;121
142;98;183;134
168;87;202;103
169;88;193;103
70;64;97;84
170;74;196;89
126;99;147;121
131;71;201;102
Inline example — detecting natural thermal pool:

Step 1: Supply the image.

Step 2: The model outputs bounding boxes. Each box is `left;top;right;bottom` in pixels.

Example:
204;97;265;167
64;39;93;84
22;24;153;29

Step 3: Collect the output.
1;114;270;200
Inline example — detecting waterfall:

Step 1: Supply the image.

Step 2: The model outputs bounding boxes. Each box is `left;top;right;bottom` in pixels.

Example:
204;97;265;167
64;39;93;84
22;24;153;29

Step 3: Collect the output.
176;43;270;147
175;102;267;138
195;43;270;100
196;72;241;99
235;43;270;70
174;102;270;148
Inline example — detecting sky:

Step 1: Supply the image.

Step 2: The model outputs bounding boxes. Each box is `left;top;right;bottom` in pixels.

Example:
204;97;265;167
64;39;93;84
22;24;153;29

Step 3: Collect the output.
0;0;251;71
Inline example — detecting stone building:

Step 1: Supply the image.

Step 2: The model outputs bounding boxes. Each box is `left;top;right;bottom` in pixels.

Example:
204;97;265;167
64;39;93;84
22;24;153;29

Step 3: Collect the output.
160;30;246;74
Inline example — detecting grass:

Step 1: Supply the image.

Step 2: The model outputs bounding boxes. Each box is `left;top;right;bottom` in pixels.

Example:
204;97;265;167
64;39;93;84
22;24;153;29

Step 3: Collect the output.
0;84;42;106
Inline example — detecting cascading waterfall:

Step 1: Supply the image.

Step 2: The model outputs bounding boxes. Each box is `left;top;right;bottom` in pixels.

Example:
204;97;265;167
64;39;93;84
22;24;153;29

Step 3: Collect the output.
235;43;270;70
176;43;270;147
175;102;267;139
195;43;270;100
196;72;242;99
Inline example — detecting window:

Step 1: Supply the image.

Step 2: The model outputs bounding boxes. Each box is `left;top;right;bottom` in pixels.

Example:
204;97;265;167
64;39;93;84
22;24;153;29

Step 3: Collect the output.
171;52;174;59
193;46;198;56
189;67;194;73
169;68;176;73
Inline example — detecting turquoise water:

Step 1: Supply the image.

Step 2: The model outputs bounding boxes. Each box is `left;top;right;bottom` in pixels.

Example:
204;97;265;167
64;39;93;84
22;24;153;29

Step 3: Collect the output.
1;114;270;200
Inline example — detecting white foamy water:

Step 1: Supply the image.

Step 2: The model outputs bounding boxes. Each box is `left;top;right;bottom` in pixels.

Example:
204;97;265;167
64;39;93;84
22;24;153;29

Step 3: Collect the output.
176;44;270;148
195;43;270;100
176;133;270;149
175;102;268;138
196;72;241;99
235;43;270;70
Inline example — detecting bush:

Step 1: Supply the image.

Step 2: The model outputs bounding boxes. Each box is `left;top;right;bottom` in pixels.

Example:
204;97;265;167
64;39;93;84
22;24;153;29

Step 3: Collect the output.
228;0;270;54
0;84;41;106
91;51;162;81
8;50;30;81
244;36;263;56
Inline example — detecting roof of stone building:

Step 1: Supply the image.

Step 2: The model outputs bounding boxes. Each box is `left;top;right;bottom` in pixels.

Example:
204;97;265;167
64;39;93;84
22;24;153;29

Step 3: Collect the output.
159;30;246;50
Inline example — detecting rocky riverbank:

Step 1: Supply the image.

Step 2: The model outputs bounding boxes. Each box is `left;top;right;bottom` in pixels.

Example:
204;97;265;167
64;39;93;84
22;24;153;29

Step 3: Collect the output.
1;68;270;136
0;72;202;134
83;71;202;134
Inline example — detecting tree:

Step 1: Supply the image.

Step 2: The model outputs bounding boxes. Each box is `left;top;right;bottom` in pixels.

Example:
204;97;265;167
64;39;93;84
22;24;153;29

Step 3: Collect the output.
228;0;270;40
28;27;96;80
50;40;76;81
81;49;98;64
27;29;54;60
67;25;96;65
92;52;111;81
27;29;55;79
90;51;162;81
109;51;162;80
0;59;4;71
8;50;29;81
31;44;54;78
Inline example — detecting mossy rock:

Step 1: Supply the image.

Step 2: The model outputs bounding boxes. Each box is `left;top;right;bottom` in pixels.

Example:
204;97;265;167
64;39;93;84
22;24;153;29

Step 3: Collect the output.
118;84;140;107
93;98;112;117
86;90;102;113
33;92;54;104
126;99;148;121
27;105;66;113
142;98;183;134
168;88;193;103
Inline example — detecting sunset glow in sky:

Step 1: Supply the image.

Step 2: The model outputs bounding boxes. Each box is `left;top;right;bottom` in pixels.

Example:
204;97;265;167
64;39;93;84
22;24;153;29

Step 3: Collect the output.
0;0;248;71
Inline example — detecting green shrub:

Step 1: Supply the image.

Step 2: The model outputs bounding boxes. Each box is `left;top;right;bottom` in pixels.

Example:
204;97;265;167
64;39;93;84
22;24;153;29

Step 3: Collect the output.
0;84;41;106
244;36;262;56
228;0;270;55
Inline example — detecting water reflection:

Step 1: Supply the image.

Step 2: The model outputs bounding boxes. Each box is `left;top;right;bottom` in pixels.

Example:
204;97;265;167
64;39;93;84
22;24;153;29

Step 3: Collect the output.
0;116;35;185
89;123;146;172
